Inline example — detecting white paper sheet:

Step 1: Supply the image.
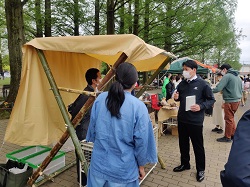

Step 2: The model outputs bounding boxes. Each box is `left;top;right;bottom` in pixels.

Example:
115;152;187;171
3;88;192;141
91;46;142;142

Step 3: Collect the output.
186;95;196;111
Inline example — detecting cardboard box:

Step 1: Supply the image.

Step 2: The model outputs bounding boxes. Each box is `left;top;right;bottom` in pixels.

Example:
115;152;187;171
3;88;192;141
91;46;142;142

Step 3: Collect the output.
171;126;178;136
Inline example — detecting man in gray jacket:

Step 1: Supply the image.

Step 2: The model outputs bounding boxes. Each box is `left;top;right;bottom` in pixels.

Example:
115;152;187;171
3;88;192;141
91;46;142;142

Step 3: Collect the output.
213;64;242;142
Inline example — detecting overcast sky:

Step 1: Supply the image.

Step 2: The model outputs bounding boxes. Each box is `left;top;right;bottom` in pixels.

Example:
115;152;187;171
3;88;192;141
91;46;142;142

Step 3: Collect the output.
235;0;250;64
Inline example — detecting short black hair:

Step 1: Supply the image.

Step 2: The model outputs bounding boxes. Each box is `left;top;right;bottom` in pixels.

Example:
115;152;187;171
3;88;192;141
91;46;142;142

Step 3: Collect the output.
182;60;198;70
219;64;231;70
85;68;100;85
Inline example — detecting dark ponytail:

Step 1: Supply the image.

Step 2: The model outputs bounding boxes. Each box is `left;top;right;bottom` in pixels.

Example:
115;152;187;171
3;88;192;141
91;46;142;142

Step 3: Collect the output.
106;82;125;118
106;62;138;118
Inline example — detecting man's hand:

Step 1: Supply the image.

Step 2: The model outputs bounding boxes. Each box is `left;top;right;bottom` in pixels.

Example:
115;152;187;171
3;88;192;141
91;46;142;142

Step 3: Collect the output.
190;104;201;112
139;166;145;180
173;91;179;100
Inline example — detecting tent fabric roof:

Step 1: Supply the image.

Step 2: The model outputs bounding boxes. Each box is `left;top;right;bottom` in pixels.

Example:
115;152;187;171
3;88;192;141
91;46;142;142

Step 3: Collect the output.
5;34;175;146
167;57;211;74
24;34;175;72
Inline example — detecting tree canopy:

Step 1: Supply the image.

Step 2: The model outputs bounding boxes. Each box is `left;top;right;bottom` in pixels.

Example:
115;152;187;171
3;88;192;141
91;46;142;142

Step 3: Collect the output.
1;0;243;103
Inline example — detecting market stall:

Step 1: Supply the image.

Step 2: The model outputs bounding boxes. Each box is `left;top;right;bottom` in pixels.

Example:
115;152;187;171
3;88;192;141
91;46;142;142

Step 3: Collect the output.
4;34;176;185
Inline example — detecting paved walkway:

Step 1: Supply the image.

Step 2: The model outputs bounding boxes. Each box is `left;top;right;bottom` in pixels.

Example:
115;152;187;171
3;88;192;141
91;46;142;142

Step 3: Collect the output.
0;94;249;187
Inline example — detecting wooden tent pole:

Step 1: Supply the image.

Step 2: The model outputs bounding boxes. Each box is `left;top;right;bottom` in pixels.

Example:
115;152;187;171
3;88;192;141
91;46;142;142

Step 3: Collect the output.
135;55;172;98
28;51;127;186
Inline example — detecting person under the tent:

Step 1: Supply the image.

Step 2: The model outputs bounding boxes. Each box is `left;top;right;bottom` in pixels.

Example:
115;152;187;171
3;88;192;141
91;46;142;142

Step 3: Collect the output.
68;68;101;186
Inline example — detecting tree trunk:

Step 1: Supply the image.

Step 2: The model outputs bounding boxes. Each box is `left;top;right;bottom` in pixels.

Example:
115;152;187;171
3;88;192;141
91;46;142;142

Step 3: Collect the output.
35;0;43;37
144;0;149;42
0;57;3;79
0;36;3;76
128;1;132;33
73;0;79;36
4;0;26;103
44;0;51;37
133;0;139;35
164;0;173;52
107;0;115;34
94;0;100;35
118;0;125;34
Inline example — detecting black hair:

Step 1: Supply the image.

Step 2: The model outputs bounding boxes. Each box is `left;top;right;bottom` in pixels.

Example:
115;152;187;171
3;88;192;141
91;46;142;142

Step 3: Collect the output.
219;64;231;70
106;62;138;118
182;60;198;70
85;68;100;85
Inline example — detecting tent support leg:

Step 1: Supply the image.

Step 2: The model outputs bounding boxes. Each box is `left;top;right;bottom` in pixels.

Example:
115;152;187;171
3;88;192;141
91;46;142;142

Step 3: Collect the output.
27;50;128;186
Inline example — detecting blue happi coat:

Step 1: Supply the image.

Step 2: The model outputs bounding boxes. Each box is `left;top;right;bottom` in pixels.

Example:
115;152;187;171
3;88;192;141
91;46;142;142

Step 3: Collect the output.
86;91;157;183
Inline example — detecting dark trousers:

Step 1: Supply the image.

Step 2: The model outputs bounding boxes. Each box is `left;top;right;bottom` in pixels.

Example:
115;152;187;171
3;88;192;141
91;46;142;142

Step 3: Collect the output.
178;121;205;172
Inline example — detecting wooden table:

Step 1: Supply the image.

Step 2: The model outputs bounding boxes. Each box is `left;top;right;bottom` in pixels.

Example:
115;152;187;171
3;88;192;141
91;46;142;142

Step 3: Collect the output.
158;106;178;122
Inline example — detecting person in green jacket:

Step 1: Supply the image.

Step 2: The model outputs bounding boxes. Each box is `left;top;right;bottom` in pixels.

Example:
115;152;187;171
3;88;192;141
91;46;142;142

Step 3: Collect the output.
212;64;242;143
162;73;171;97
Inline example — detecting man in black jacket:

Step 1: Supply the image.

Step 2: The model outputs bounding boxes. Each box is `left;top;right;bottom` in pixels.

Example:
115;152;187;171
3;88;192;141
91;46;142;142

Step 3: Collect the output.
173;60;215;182
69;68;101;186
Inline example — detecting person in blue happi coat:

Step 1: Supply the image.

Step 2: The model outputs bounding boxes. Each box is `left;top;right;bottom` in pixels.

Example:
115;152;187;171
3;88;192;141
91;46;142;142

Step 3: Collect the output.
86;62;157;187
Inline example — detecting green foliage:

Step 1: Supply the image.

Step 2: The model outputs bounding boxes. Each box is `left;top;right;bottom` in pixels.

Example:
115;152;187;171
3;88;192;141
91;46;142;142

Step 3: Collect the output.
101;62;110;75
2;0;243;72
0;109;11;119
0;100;12;119
2;55;10;70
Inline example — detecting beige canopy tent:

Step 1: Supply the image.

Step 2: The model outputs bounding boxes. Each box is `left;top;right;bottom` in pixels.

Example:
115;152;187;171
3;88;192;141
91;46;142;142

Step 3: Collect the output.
4;34;175;146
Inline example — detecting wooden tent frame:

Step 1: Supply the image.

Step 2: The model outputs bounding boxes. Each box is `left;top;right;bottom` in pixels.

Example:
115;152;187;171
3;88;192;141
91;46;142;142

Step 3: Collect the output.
27;48;174;186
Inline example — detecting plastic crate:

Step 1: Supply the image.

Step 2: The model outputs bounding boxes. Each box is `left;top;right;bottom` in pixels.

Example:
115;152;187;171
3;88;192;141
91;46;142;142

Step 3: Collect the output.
6;146;65;182
6;146;49;162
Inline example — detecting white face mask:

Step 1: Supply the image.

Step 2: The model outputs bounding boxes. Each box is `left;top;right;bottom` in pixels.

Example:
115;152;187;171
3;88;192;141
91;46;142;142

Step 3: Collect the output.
183;70;191;79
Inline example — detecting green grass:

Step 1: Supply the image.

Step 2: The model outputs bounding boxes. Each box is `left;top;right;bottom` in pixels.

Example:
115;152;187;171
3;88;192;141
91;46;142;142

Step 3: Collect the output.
0;77;11;86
